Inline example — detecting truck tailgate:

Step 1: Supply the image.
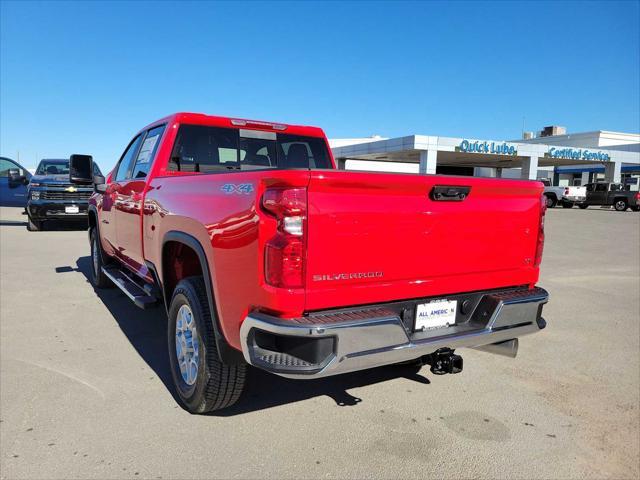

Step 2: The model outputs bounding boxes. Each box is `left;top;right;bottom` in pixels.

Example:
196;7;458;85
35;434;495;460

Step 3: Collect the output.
305;171;543;311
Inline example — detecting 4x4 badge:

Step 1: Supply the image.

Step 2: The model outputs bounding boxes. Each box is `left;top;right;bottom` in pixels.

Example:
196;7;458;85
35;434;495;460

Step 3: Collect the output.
221;183;254;195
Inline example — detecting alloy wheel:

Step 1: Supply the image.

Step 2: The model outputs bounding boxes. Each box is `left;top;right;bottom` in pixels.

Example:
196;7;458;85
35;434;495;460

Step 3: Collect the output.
175;304;200;386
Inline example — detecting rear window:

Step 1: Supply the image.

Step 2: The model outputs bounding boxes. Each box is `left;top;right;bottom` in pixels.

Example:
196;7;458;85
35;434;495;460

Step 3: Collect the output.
168;125;331;173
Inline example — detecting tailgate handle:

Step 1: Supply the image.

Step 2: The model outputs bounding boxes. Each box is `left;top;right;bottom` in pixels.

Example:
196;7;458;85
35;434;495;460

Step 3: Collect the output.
430;185;471;201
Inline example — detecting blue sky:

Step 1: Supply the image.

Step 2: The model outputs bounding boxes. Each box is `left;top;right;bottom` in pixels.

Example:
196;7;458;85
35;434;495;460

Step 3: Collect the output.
1;0;639;171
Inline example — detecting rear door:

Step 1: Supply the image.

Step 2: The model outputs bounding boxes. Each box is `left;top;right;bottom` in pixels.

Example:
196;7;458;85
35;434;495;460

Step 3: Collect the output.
304;171;543;311
592;183;608;205
114;125;165;274
584;183;594;204
607;183;623;205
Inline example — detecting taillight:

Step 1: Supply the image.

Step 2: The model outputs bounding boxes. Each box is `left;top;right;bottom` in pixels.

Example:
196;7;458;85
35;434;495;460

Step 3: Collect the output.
635;192;640;201
564;187;570;195
535;193;546;267
262;188;306;288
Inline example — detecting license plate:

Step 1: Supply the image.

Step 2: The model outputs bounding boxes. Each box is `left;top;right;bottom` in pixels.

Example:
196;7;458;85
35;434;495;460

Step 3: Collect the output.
65;205;79;214
415;299;457;331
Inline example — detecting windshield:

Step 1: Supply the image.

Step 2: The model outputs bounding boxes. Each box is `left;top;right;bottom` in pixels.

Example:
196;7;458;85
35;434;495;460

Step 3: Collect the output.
36;159;102;176
36;159;69;175
168;125;332;173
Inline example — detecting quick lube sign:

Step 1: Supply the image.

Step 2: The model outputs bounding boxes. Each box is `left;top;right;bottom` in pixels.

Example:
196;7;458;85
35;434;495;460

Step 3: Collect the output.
457;139;517;156
546;147;610;162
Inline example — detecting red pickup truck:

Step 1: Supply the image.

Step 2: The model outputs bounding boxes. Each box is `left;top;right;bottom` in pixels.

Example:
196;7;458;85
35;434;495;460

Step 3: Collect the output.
69;112;549;414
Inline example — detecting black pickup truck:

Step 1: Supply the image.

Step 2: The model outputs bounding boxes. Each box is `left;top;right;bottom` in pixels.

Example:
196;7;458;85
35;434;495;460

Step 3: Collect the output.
578;182;640;211
26;158;102;231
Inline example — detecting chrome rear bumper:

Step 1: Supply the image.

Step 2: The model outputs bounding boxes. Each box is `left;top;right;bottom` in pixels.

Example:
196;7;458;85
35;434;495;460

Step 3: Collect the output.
240;287;548;379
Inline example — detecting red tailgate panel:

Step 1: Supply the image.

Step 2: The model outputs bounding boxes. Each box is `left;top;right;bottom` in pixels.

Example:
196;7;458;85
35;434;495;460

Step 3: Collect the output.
305;171;543;311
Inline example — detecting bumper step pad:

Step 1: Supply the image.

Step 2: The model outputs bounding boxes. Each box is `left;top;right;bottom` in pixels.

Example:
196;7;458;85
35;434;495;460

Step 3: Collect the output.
258;352;314;368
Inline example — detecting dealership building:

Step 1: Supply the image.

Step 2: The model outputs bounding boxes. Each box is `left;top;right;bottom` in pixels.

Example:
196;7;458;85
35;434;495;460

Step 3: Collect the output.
330;127;640;188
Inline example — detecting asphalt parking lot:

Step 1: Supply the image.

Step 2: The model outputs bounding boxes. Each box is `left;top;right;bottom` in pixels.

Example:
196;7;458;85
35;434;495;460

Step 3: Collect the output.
0;206;638;480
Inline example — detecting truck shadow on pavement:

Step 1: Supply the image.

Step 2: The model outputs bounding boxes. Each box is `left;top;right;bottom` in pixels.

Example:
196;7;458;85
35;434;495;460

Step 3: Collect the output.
38;220;89;231
217;362;429;416
65;256;431;416
0;220;27;226
4;218;87;230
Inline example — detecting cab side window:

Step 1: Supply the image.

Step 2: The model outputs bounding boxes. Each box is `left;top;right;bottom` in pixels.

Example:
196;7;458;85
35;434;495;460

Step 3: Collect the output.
0;158;20;175
114;135;143;182
169;125;239;173
595;183;607;192
131;126;166;179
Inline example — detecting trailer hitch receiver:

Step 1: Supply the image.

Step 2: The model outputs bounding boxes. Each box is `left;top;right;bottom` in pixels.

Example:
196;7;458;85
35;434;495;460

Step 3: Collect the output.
425;348;463;375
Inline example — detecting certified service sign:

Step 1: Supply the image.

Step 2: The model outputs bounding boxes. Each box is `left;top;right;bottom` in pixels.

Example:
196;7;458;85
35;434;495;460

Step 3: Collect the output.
545;148;610;162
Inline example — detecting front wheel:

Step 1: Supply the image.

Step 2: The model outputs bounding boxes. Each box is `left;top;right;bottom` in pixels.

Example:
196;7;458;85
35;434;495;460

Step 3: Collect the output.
632;206;640;212
27;216;41;231
90;228;113;288
168;277;246;413
578;204;588;209
562;201;574;209
614;199;628;212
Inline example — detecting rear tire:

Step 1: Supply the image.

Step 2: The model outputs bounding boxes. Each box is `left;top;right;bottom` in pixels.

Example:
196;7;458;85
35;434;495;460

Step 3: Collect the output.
90;228;113;288
545;195;557;208
578;204;588;210
168;276;246;414
614;199;628;212
562;201;574;209
632;206;640;212
27;216;41;231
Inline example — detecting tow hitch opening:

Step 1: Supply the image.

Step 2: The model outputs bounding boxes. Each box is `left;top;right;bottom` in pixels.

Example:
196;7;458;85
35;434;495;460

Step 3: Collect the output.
423;348;463;375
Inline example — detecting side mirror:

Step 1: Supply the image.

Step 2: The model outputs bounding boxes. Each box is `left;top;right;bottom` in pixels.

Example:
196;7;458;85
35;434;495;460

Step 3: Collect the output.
94;174;107;193
7;168;27;186
69;154;94;184
8;168;20;180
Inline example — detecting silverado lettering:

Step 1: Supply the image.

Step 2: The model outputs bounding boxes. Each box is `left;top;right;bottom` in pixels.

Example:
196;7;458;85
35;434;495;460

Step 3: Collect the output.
312;272;384;281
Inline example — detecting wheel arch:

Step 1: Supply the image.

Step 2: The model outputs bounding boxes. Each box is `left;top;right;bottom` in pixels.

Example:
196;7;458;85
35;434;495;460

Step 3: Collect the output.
161;231;244;365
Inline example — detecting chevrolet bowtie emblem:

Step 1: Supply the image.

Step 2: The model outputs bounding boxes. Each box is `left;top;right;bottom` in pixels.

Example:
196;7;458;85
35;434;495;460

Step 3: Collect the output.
65;186;77;192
